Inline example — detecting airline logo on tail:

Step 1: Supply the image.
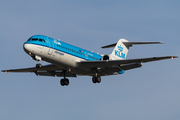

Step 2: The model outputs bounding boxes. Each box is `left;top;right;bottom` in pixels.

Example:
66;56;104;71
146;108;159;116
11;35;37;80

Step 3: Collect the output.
114;45;125;59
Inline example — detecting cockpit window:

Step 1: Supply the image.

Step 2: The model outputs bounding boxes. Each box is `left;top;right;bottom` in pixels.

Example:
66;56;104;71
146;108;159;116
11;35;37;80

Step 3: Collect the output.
39;39;45;42
27;37;32;41
32;38;38;41
27;37;45;42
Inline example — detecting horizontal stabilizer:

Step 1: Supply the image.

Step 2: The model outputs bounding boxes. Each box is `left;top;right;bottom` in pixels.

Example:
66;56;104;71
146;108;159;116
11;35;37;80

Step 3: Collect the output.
123;42;164;47
101;43;117;48
102;41;163;48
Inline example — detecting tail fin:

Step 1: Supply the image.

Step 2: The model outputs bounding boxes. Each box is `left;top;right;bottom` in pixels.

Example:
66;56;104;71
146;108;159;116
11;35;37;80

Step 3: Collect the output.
111;39;129;60
101;39;163;60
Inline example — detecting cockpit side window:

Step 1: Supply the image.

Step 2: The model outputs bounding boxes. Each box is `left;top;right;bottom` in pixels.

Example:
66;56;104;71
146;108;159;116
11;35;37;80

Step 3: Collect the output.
39;39;45;42
27;37;45;42
39;39;43;42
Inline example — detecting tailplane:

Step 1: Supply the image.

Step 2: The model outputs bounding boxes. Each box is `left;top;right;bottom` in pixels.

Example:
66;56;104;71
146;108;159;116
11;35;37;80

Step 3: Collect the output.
101;39;163;60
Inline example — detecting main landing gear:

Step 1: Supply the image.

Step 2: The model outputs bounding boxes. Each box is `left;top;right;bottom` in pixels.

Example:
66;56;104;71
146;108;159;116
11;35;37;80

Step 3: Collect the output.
92;68;101;84
92;76;101;84
60;70;69;86
60;78;69;86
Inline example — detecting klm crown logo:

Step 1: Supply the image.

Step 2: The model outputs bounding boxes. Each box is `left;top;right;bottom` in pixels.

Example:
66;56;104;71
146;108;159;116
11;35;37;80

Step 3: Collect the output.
54;40;61;45
118;45;123;51
114;45;125;59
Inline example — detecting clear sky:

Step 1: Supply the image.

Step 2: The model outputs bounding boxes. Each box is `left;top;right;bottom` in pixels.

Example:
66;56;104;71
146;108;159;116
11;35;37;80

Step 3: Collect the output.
0;0;180;120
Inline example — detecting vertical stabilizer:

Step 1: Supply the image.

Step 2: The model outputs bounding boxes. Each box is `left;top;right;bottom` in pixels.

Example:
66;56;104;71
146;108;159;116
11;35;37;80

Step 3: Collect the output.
111;39;129;60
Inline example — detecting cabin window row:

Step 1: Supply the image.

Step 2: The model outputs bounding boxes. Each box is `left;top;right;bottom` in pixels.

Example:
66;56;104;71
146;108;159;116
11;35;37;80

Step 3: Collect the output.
57;44;98;60
57;45;85;56
88;55;99;60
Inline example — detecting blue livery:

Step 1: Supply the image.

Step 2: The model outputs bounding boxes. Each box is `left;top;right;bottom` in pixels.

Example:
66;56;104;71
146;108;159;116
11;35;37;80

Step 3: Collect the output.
25;35;102;61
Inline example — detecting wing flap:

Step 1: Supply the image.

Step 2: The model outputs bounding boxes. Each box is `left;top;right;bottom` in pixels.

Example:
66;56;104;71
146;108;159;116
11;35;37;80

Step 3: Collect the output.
35;71;55;77
121;63;142;70
35;71;77;77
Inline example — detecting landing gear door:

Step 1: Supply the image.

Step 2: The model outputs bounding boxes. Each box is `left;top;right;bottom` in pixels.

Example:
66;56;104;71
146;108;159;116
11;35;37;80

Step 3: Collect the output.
47;38;54;55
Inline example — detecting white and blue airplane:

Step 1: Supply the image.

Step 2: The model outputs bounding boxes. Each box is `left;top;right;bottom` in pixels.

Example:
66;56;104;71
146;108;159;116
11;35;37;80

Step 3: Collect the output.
2;35;177;86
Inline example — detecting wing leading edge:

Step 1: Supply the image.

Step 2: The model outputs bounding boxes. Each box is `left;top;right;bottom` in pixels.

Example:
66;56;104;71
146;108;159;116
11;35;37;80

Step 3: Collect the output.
2;56;178;77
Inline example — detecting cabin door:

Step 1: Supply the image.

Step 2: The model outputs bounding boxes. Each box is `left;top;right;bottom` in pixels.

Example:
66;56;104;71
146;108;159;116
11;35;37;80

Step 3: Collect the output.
48;38;54;55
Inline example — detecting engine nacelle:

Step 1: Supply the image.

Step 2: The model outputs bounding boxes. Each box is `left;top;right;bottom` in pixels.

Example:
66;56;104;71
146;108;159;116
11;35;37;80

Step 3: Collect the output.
102;54;112;60
102;54;123;60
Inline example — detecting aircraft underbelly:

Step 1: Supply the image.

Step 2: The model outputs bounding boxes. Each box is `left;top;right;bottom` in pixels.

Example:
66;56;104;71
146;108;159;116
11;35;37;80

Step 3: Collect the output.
29;44;91;73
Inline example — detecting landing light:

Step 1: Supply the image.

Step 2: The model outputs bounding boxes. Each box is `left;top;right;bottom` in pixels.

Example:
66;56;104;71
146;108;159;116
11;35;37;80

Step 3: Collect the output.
171;56;174;60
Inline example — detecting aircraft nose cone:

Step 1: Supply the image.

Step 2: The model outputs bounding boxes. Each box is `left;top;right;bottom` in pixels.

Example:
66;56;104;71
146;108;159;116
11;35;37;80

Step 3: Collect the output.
23;43;31;54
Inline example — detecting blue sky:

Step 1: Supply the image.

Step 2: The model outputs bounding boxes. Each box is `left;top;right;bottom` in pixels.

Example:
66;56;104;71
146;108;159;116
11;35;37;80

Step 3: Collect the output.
0;0;180;120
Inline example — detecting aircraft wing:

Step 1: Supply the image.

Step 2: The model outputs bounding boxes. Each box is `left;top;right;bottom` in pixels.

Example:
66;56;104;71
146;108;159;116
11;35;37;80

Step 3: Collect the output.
80;56;177;69
2;64;77;77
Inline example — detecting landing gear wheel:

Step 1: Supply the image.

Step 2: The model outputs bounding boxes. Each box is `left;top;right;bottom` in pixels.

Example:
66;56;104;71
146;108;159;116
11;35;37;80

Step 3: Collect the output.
60;79;65;86
64;79;69;86
92;76;101;84
60;78;69;86
36;63;41;68
96;76;101;83
92;76;96;83
60;70;70;86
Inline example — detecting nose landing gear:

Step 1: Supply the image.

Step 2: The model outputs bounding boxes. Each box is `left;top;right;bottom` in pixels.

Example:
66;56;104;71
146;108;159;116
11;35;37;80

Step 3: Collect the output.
32;55;42;68
36;61;42;68
36;63;42;68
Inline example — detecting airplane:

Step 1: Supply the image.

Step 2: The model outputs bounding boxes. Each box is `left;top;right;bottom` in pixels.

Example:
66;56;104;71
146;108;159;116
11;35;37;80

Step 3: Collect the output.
2;35;178;86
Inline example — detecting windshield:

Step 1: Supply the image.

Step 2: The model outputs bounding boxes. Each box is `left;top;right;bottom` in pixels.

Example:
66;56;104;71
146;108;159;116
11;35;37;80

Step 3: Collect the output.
27;38;45;42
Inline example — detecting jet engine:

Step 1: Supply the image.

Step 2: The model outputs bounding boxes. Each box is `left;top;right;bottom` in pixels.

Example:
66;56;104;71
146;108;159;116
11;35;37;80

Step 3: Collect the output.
102;55;112;60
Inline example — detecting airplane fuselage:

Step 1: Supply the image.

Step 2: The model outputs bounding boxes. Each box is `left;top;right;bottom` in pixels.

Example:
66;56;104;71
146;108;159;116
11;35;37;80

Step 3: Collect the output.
3;35;176;86
23;35;103;76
